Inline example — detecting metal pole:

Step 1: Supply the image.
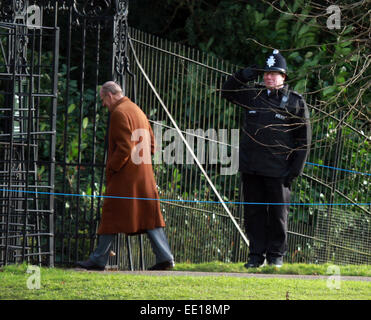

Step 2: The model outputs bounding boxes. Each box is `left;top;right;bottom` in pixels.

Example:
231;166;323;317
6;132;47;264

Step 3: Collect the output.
326;113;344;263
4;25;18;265
48;25;59;267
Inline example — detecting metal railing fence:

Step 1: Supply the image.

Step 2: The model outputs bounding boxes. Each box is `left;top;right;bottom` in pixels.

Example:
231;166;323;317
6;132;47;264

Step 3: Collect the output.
0;1;369;268
123;28;370;267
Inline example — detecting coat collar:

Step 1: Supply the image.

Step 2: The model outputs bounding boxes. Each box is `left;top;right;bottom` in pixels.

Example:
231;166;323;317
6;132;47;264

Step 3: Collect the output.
110;96;127;113
279;84;289;96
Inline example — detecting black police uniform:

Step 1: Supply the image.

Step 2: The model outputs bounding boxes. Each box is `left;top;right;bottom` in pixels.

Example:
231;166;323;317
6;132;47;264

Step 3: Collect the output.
221;50;311;266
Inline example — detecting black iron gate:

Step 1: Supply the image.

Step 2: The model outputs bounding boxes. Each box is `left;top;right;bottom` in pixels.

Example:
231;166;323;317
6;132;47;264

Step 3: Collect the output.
0;0;131;267
0;4;59;266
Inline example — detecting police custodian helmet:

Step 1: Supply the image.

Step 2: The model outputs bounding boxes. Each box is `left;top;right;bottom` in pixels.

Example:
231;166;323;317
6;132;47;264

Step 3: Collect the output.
262;49;288;76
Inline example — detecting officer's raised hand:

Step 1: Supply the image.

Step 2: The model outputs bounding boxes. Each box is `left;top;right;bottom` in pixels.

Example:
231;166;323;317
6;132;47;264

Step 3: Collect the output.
240;64;260;82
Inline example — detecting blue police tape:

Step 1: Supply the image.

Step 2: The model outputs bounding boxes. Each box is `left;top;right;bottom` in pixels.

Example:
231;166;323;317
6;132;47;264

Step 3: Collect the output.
0;188;369;206
305;162;371;176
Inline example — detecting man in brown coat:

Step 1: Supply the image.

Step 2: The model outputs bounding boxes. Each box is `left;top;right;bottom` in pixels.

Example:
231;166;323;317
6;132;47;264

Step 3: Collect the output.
77;81;174;271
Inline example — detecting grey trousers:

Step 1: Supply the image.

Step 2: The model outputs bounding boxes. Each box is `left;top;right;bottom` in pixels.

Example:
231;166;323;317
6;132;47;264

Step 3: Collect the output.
89;227;174;267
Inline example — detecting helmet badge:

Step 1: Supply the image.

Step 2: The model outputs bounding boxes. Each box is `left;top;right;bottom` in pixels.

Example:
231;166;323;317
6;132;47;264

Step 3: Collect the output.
266;56;276;68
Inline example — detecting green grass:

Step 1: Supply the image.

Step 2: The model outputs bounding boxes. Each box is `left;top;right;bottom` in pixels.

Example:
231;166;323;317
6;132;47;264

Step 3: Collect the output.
173;261;371;277
0;263;370;300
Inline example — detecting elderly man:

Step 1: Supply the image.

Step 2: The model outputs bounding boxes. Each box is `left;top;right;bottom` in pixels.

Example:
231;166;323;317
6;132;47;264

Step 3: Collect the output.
221;50;311;268
77;81;174;271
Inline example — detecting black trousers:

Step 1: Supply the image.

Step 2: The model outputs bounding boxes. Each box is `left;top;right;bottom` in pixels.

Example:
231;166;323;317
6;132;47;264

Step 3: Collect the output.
242;173;291;260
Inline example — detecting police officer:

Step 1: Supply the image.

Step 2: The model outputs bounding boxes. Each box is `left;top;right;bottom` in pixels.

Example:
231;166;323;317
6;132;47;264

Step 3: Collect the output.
221;50;311;268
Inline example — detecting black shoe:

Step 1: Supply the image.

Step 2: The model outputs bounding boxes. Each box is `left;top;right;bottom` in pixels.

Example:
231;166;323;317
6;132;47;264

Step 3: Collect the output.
244;257;265;269
148;260;175;271
76;259;105;271
267;256;283;268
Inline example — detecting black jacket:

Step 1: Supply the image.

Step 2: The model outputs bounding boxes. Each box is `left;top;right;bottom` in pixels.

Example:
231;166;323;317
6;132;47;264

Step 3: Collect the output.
221;68;311;179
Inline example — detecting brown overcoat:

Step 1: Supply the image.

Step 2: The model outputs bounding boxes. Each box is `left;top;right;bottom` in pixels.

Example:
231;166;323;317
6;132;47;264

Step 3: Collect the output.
97;97;165;235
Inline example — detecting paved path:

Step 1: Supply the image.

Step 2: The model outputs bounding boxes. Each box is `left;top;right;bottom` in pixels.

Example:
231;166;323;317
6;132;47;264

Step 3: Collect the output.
74;269;371;282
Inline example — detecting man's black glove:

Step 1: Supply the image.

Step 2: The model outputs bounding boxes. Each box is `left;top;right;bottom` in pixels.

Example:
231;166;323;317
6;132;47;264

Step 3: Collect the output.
239;65;260;82
283;174;297;189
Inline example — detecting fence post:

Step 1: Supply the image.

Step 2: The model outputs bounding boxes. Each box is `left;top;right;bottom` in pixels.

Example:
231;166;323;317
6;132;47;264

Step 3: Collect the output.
110;1;146;271
111;0;129;86
326;112;344;262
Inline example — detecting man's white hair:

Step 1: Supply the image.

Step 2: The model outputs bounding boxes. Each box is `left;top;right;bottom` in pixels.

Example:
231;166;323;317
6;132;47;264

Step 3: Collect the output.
101;81;123;95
